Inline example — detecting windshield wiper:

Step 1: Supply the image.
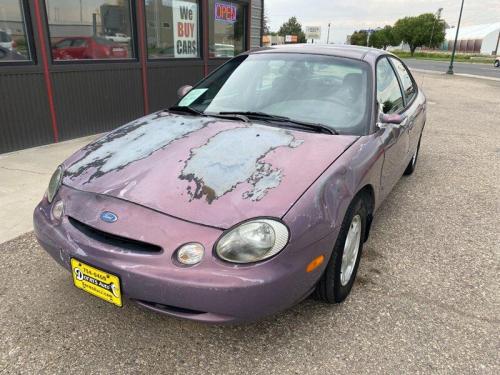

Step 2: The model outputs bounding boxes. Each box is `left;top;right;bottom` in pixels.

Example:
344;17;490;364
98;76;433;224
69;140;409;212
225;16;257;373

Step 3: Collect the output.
168;105;205;116
219;111;289;121
168;107;249;122
219;111;337;135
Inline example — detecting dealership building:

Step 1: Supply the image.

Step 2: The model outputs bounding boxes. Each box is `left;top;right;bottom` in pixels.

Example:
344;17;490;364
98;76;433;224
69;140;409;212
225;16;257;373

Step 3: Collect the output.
0;0;264;153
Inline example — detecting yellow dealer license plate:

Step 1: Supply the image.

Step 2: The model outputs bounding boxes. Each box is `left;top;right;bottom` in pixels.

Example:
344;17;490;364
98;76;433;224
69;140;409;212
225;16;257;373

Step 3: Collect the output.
70;258;122;307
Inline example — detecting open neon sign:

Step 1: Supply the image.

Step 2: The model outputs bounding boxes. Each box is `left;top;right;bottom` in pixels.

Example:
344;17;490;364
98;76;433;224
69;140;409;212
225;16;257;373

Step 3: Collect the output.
215;2;237;23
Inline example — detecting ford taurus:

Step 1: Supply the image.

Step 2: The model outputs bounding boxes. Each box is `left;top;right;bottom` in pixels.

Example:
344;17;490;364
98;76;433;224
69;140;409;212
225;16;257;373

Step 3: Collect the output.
34;45;426;323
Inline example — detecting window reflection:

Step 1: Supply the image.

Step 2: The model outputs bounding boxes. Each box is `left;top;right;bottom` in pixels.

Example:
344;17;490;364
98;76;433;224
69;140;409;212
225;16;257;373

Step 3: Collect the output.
0;0;31;62
377;58;404;114
45;0;134;61
208;0;245;58
389;57;416;103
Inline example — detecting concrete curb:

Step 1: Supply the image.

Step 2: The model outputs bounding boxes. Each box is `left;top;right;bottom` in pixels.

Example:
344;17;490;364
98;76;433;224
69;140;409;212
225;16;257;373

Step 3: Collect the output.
411;68;500;82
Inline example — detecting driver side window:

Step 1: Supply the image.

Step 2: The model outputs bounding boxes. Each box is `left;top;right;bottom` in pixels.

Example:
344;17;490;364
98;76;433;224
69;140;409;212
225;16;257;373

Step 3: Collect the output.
376;58;404;114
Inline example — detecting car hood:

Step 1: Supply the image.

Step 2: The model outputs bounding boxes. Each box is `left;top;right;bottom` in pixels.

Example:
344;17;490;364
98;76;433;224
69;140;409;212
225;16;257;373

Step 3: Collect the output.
63;112;358;229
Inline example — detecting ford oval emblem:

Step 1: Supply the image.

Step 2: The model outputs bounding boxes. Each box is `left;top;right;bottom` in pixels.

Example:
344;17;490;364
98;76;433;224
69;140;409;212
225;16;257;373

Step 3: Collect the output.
100;211;118;223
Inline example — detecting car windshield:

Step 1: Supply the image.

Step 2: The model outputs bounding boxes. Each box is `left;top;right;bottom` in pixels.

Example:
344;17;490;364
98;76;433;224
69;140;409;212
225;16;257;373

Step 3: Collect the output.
177;53;372;135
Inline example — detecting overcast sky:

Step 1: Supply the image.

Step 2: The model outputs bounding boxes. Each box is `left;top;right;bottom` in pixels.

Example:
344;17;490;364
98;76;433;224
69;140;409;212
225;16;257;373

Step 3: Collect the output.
266;0;500;43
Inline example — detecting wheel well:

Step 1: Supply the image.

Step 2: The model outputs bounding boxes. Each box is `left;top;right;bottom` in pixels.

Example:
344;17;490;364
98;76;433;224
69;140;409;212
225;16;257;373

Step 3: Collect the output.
355;185;375;242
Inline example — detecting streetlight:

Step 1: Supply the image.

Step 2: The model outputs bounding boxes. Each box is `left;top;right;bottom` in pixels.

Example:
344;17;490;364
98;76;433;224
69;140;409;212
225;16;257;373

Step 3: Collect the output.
428;7;443;50
447;0;465;75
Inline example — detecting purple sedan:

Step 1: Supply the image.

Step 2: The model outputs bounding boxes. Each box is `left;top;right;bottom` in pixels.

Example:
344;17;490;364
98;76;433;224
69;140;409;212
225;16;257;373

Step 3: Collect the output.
34;45;426;323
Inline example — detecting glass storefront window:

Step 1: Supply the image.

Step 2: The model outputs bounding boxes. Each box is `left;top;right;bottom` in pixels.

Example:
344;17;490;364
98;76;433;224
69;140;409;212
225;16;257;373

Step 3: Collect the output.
0;0;32;62
145;0;200;59
208;0;245;58
45;0;134;61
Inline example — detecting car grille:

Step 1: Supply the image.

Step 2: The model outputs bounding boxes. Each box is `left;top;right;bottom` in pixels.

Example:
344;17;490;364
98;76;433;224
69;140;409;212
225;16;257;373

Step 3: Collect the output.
68;216;162;253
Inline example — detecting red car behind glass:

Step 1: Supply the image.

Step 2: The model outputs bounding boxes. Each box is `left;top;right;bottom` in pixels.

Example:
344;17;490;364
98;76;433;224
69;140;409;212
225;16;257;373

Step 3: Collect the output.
52;36;128;60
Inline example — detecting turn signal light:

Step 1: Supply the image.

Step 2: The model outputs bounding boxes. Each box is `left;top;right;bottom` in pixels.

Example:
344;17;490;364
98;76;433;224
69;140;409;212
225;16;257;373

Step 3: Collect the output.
306;255;325;273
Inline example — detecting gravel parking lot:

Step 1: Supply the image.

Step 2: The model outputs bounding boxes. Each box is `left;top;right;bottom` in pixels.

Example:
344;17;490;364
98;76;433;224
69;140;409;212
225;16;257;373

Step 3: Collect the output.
1;72;498;374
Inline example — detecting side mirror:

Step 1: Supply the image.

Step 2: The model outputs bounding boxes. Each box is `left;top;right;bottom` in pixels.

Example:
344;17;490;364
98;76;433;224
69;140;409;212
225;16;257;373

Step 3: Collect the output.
377;113;406;128
177;85;193;99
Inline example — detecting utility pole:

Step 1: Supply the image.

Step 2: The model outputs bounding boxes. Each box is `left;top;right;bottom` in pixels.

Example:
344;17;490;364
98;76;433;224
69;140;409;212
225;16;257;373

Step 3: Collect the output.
428;8;443;50
494;30;500;55
447;0;465;75
327;23;331;44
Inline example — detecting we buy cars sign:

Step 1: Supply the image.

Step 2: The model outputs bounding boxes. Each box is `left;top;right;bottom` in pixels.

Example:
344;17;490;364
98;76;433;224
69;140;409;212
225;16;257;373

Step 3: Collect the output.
173;0;198;58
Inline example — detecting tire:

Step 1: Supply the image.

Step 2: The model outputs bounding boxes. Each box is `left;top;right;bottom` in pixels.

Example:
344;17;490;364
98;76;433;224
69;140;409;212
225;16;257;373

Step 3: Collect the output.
494;60;500;68
404;134;422;175
315;196;367;303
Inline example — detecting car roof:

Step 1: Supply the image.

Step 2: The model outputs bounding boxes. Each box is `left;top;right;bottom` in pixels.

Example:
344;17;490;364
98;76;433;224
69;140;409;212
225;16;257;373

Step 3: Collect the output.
249;44;389;61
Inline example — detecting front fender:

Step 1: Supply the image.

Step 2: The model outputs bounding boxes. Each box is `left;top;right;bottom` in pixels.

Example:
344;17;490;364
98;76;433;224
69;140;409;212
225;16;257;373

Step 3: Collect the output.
283;134;384;253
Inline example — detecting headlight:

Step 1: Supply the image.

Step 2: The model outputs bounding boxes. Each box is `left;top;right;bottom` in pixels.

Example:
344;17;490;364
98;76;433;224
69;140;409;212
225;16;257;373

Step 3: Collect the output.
215;219;289;263
51;200;64;221
47;165;64;203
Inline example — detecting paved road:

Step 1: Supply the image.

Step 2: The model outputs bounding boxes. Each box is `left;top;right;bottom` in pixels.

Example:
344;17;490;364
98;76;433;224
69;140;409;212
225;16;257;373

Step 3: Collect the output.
1;74;499;374
403;58;500;79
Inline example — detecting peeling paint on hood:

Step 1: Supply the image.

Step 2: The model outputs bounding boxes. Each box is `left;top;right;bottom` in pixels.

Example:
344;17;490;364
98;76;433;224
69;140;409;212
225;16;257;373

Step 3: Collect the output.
180;126;304;203
63;112;358;229
66;112;208;183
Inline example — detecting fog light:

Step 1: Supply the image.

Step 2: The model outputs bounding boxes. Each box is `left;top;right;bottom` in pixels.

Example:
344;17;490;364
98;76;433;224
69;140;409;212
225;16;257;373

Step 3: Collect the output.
177;243;204;265
51;200;64;221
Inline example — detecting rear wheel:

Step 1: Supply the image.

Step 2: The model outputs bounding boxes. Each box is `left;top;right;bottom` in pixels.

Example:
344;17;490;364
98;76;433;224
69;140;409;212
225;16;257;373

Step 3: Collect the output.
315;197;367;303
494;60;500;67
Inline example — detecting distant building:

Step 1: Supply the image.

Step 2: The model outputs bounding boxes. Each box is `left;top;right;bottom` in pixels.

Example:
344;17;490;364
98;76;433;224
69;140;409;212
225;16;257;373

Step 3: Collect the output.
443;23;500;55
262;34;284;46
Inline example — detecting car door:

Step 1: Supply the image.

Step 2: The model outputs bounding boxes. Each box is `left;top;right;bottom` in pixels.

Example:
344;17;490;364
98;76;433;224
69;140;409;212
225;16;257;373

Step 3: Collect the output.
52;39;73;60
376;57;410;200
70;38;89;59
389;57;425;157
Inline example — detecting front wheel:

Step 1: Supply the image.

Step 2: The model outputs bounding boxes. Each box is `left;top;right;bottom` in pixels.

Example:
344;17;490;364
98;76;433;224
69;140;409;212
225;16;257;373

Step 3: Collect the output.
315;197;367;303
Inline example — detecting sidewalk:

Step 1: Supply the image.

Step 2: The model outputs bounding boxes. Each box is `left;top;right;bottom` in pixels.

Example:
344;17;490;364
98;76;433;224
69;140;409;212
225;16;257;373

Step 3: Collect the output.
0;135;99;243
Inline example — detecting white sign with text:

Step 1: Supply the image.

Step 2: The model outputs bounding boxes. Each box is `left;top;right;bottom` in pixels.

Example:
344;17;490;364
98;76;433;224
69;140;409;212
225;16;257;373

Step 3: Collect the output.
305;26;321;40
173;0;198;58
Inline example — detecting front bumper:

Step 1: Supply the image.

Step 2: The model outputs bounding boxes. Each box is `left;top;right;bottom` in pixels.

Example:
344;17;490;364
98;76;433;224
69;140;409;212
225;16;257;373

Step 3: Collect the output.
34;186;332;323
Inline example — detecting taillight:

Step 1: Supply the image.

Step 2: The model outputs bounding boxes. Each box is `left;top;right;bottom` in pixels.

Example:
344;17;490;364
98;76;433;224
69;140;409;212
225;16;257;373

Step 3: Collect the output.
12;40;17;48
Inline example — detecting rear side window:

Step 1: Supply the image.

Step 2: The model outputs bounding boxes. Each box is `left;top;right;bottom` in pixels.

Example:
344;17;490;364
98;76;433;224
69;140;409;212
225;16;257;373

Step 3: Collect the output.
94;37;115;46
376;58;404;114
56;39;72;48
390;57;416;103
72;39;88;47
0;31;12;42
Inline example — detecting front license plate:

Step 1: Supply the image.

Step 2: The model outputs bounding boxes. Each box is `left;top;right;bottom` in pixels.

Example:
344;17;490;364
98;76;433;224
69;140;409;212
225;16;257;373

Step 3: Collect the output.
70;258;122;307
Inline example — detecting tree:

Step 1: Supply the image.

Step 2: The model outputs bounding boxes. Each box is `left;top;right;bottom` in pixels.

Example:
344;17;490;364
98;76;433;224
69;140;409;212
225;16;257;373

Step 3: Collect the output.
278;17;306;43
393;13;445;56
350;30;368;46
369;26;401;50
